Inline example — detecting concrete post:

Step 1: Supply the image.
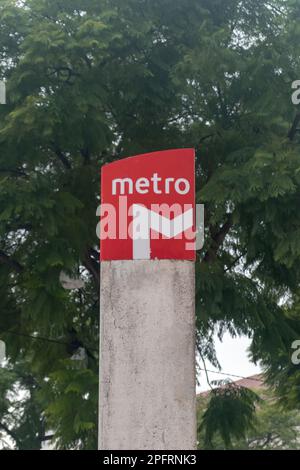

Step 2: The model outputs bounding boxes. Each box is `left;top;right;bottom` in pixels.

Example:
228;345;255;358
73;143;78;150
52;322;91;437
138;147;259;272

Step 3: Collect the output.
99;260;196;450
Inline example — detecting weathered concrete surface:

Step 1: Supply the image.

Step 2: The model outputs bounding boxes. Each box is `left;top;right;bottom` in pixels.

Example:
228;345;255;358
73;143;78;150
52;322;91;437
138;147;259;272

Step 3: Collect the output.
99;260;196;450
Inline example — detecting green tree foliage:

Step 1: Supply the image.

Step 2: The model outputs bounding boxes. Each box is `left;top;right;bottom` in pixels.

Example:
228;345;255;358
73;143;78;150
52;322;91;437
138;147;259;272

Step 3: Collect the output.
198;385;300;450
199;382;261;448
0;361;46;449
1;0;300;449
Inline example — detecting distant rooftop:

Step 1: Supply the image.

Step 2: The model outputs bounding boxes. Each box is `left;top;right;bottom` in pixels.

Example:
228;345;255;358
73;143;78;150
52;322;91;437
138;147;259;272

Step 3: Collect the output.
198;374;266;398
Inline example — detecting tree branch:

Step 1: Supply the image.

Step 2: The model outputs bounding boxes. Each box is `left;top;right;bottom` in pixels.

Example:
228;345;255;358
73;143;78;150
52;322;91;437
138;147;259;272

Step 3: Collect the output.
224;253;244;273
198;348;214;391
288;113;300;141
80;148;91;165
83;248;100;290
0;251;24;273
89;247;100;261
216;83;227;121
0;423;19;447
0;168;28;177
52;146;72;170
203;214;233;264
42;434;55;442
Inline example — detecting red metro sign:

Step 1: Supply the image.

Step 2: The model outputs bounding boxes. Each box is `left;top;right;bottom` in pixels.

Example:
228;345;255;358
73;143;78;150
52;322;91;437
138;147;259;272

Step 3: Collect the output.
100;148;196;261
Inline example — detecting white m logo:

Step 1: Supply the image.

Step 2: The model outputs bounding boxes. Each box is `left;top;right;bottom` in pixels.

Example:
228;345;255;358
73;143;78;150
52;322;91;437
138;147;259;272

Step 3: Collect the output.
132;204;194;260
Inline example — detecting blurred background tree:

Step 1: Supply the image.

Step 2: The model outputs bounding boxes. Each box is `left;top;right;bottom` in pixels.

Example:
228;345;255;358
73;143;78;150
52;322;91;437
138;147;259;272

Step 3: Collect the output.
197;380;300;450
